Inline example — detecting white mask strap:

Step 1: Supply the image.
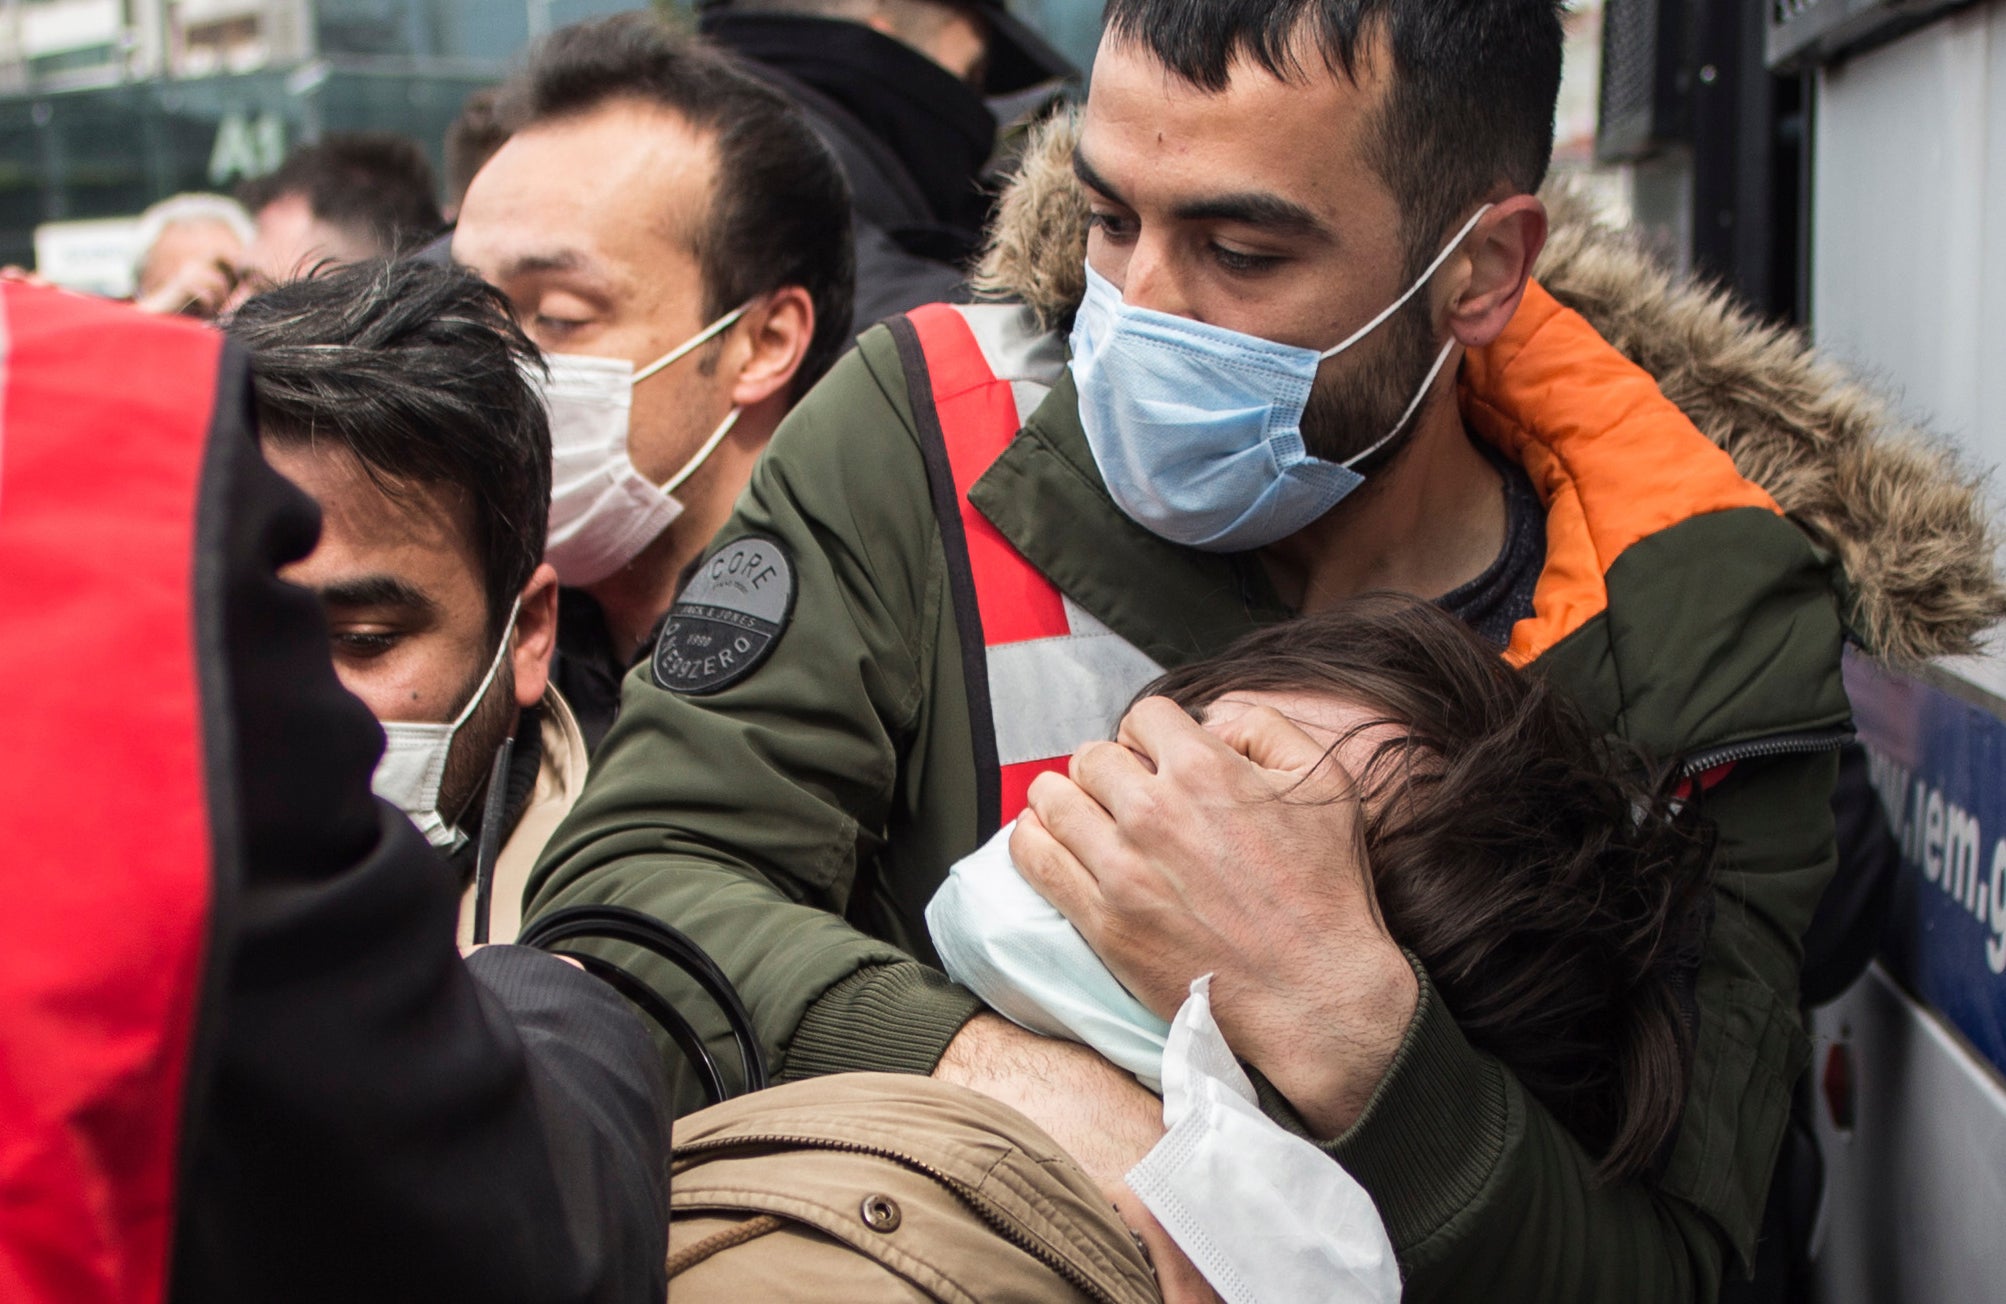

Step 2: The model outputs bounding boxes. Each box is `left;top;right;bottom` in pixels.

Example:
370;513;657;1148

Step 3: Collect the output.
449;597;523;732
1337;336;1462;471
632;303;752;386
661;407;743;496
1320;204;1494;360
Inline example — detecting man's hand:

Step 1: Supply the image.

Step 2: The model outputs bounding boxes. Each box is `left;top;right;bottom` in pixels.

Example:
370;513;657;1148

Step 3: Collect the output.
1012;698;1418;1139
935;1014;1221;1304
134;257;241;319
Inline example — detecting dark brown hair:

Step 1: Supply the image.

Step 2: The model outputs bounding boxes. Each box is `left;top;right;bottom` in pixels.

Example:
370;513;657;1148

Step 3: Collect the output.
500;13;855;401
1141;594;1712;1181
1102;0;1566;277
237;133;443;256
229;260;548;643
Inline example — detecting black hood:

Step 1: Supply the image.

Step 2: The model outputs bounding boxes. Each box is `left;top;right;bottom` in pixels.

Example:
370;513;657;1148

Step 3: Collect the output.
964;0;1078;94
703;12;1000;236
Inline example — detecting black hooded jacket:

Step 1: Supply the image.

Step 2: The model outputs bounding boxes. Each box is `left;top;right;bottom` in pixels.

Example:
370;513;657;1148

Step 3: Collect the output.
704;12;1002;333
0;282;672;1304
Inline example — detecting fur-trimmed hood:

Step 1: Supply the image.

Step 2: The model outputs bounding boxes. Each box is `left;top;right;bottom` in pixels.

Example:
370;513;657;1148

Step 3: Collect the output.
974;114;2005;666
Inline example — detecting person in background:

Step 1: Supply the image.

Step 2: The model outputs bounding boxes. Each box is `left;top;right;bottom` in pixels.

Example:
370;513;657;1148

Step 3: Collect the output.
443;87;510;223
228;259;580;946
232;133;443;302
454;14;854;751
130;192;255;318
699;0;1073;331
0;277;670;1304
936;594;1715;1185
649;598;1718;1304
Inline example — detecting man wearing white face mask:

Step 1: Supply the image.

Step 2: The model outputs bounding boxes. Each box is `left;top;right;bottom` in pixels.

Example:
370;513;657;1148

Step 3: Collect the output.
453;15;855;751
230;259;586;946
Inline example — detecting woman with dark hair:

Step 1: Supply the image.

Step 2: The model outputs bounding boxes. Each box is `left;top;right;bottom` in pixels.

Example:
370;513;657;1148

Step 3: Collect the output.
658;596;1714;1302
933;593;1713;1183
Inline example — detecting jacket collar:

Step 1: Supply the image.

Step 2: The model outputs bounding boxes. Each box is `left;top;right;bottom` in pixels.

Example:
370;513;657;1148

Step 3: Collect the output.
1460;281;1781;666
970;291;1782;673
457;687;591;948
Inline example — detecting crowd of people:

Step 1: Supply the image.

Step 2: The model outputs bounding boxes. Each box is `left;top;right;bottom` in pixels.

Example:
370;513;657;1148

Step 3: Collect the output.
7;2;1998;1302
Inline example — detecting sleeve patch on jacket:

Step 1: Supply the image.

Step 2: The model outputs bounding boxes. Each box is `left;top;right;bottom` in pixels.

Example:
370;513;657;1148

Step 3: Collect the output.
653;536;795;695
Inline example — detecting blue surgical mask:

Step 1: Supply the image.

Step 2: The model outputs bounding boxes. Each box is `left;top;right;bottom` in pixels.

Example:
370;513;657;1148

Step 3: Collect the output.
1069;206;1492;553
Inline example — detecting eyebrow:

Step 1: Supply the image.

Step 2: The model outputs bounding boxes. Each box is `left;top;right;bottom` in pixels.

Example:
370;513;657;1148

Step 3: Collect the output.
497;249;593;279
1075;144;1331;241
314;575;437;614
1073;146;1128;208
1172;192;1330;240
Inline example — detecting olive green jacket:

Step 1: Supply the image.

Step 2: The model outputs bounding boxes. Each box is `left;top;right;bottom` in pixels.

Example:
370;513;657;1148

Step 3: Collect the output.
532;262;1869;1299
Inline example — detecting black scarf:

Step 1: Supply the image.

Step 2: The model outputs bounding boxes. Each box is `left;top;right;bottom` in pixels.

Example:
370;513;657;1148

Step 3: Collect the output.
704;14;998;238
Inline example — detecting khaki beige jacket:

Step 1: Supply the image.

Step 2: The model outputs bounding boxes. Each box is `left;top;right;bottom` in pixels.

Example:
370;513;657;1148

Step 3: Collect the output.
668;1073;1161;1303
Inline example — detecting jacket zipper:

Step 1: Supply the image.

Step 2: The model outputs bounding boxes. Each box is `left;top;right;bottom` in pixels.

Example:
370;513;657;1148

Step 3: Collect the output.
1677;726;1854;778
673;1132;1137;1304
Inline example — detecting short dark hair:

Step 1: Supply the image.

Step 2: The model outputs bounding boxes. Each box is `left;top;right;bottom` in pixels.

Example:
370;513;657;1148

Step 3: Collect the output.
238;133;445;256
1143;595;1713;1182
445;87;511;212
1103;0;1566;271
227;259;550;638
500;14;855;399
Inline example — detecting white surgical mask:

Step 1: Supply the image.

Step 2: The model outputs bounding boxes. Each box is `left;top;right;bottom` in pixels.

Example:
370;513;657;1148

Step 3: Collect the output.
1070;206;1492;552
536;305;748;586
927;824;1173;1090
371;600;520;852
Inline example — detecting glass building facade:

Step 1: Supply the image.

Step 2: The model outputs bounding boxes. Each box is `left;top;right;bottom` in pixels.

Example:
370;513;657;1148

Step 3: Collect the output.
0;65;499;266
0;0;1102;274
0;0;640;269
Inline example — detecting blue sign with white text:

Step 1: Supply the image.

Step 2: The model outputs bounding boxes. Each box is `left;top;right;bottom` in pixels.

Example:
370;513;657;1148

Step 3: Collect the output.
1846;656;2006;1078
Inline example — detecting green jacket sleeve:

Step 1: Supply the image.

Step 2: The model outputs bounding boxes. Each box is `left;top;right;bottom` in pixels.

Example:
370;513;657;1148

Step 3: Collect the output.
527;331;981;1108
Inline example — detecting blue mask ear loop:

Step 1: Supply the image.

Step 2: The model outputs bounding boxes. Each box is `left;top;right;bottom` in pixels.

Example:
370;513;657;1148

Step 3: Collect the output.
1317;205;1494;361
1317;205;1495;470
1336;333;1469;471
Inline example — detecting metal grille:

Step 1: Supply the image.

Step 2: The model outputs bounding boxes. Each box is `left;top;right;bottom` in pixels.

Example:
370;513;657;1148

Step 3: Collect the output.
1598;0;1671;163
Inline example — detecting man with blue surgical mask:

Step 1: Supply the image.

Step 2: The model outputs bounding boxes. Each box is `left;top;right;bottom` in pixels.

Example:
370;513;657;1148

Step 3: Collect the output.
452;15;854;751
535;4;1902;1301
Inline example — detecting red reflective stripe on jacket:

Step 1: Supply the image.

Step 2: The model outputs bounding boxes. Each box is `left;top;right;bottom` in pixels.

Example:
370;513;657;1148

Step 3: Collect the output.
906;304;1069;645
0;286;220;1304
1673;761;1739;803
904;304;1073;820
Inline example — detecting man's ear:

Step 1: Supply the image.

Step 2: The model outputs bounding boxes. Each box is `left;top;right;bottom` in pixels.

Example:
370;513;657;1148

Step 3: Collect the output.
510;562;560;710
1445;195;1547;350
729;286;816;412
